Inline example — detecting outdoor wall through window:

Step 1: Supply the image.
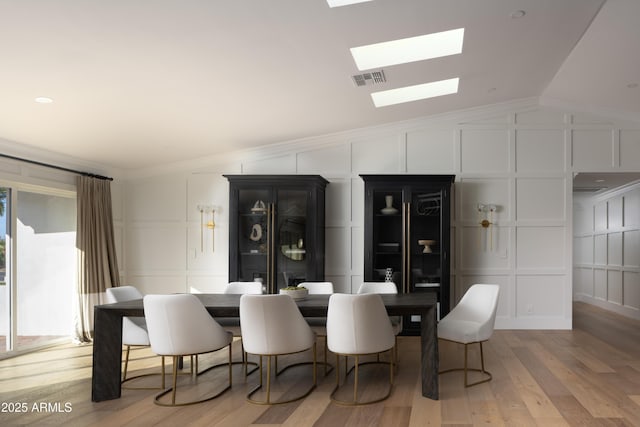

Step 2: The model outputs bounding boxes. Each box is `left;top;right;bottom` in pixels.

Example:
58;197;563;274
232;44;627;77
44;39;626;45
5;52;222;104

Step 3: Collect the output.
0;185;76;354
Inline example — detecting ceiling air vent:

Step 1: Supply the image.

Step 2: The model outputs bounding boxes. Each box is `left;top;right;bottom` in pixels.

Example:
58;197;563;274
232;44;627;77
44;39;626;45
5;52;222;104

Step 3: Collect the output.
352;69;386;87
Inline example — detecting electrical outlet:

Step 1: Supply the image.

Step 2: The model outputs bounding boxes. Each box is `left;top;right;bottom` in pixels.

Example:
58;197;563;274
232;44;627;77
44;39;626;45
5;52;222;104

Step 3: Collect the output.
526;304;534;314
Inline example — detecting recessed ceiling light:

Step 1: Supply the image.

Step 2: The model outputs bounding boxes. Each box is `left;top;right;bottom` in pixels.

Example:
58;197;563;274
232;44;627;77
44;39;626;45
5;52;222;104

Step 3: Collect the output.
34;97;53;104
327;0;373;7
510;10;526;19
371;77;459;107
350;28;464;71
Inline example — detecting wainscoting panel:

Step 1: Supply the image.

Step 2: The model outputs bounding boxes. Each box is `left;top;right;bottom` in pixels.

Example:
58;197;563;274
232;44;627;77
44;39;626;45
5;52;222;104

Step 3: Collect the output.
572;129;614;170
126;226;187;271
516;227;565;270
608;232;623;266
297;144;350;175
459;226;510;270
241;154;296;174
325;226;349;276
623;271;640;310
351;135;400;173
620;130;640;169
607;270;623;305
406;128;455;173
624;230;640;267
460;129;510;173
126;175;187;222
516;178;566;221
325;178;350;225
516;275;565;317
624;189;640;227
458;178;510;222
515;109;566;125
515;129;565;172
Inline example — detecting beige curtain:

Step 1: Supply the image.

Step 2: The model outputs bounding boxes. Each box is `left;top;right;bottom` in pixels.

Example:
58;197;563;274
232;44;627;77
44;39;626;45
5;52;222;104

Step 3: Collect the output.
74;176;120;343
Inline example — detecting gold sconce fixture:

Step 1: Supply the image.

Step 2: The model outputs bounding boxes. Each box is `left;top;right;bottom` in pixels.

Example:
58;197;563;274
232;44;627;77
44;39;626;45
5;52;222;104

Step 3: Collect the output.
197;204;215;252
477;204;497;250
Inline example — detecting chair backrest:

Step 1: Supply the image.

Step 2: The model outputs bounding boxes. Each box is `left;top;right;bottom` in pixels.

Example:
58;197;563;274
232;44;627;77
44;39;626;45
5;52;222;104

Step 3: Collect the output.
224;281;263;294
326;293;395;355
106;286;149;346
357;282;398;294
297;281;334;295
143;294;230;356
442;284;500;342
106;285;143;303
239;294;314;355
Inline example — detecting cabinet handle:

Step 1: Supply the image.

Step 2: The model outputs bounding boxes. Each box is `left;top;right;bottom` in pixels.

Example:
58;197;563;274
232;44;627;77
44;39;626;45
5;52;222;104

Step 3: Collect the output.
266;204;273;293
406;202;411;294
401;202;406;294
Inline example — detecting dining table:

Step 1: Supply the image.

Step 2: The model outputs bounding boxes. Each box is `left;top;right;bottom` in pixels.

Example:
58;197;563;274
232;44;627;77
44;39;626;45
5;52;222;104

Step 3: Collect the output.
91;292;439;402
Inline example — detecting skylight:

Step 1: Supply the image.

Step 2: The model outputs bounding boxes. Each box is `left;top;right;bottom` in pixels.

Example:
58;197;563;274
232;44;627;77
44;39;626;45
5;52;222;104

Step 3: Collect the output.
350;28;464;71
371;78;459;107
327;0;373;7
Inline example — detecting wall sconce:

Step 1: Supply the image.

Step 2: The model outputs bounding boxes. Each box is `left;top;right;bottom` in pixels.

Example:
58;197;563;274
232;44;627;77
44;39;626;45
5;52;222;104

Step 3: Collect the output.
197;204;215;252
477;203;497;250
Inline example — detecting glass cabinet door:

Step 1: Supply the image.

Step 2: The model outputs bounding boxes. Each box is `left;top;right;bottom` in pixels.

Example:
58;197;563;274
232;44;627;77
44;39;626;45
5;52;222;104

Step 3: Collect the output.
275;189;308;291
226;174;328;294
408;189;443;293
236;188;271;290
370;189;403;286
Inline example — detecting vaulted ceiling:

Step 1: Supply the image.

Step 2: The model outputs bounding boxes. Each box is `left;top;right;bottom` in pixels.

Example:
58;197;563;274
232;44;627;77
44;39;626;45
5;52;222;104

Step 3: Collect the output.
0;0;638;171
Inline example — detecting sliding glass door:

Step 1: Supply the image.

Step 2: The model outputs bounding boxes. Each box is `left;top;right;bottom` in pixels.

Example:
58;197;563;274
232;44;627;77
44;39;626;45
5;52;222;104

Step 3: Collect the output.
0;189;8;351
0;186;76;354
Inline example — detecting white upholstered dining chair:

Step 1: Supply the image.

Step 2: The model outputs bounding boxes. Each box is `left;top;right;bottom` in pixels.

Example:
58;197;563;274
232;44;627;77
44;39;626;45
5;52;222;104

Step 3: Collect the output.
240;294;317;405
357;282;402;362
437;284;500;387
105;285;165;390
143;294;233;406
327;293;395;405
220;281;263;375
297;281;334;375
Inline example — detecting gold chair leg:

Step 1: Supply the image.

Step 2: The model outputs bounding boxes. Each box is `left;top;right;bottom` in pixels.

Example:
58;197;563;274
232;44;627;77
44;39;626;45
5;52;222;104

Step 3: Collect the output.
246;346;317;405
330;348;393;406
228;345;233;388
171;356;179;405
354;355;359;402
439;340;493;388
153;347;233;406
161;356;165;389
121;346;166;390
123;345;131;381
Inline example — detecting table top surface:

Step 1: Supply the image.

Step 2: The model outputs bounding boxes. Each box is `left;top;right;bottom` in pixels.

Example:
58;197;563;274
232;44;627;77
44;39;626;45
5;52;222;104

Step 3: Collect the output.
95;292;437;317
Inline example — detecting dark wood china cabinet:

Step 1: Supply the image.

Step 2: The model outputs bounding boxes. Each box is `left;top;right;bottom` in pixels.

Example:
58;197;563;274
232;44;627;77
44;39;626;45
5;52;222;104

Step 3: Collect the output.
361;175;454;334
224;175;328;294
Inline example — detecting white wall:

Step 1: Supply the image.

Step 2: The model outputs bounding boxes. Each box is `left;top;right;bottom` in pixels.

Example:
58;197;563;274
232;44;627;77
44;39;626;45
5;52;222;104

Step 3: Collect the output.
118;103;640;330
573;183;640;320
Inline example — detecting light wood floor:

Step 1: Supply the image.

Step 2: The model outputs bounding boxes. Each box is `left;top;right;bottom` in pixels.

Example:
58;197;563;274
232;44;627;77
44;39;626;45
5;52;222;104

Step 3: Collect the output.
1;302;639;426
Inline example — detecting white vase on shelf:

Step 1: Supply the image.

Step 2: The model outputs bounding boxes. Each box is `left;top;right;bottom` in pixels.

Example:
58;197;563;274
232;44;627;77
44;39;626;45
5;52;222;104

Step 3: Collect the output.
380;195;399;215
